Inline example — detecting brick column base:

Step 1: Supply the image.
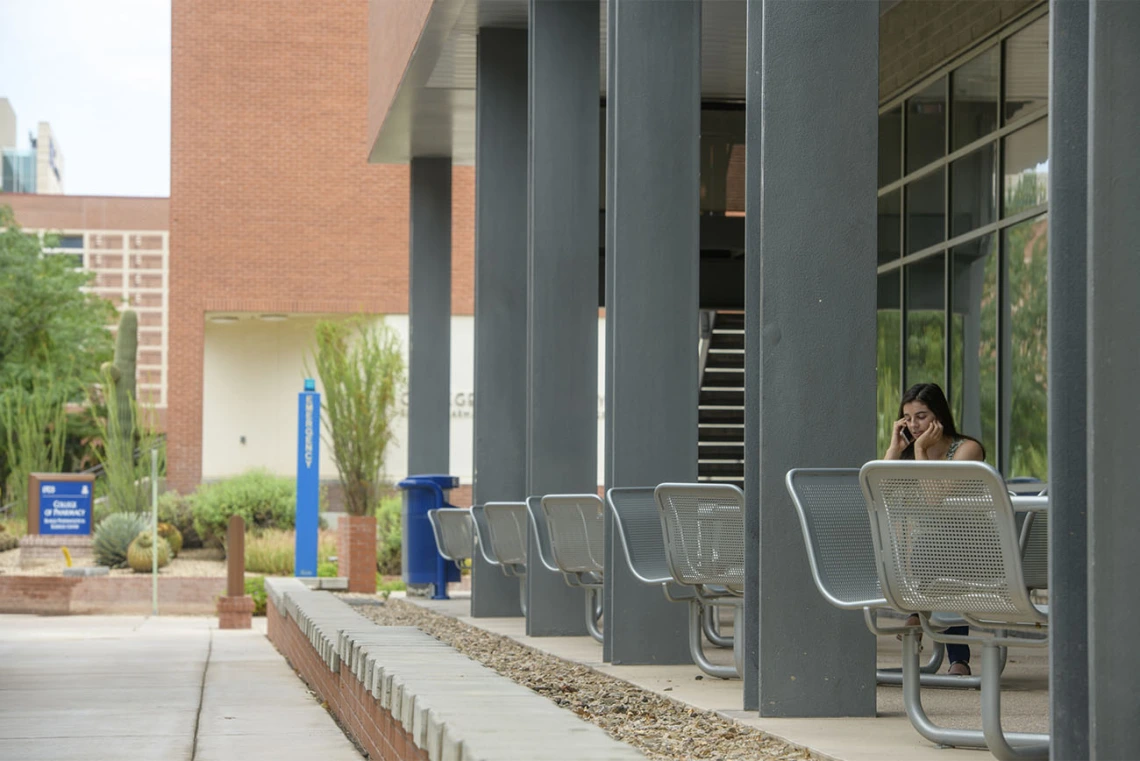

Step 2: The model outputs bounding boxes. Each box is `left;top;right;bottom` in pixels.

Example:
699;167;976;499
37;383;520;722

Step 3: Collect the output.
217;594;254;629
338;515;377;594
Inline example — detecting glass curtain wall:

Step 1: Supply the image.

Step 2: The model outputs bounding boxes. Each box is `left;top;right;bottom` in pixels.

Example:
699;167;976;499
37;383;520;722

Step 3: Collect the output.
876;11;1049;479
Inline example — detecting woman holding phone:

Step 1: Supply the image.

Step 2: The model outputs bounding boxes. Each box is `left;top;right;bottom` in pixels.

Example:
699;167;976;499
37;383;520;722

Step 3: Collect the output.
883;382;985;676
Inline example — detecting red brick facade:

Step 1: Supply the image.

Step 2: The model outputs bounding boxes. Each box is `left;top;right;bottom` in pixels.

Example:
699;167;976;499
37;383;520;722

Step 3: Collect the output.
169;0;474;493
268;596;430;761
0;575;226;615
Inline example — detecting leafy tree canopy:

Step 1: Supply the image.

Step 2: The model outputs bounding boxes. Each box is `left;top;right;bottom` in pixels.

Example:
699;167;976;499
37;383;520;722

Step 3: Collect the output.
0;205;115;398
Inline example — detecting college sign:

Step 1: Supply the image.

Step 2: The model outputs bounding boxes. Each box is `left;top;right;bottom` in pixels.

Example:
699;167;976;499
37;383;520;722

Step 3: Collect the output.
27;473;95;535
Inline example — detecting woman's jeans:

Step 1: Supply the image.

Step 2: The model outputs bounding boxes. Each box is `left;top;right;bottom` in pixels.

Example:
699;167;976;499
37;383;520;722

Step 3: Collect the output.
945;625;970;664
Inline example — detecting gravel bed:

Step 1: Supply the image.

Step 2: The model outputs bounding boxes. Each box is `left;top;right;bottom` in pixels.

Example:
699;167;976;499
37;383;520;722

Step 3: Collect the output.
346;595;815;761
0;546;230;577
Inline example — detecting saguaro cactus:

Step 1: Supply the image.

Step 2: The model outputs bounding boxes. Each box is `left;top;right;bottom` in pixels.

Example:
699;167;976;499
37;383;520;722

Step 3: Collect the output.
99;309;140;511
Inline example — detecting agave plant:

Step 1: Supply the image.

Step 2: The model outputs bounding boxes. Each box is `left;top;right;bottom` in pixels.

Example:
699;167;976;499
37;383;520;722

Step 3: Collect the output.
93;513;147;568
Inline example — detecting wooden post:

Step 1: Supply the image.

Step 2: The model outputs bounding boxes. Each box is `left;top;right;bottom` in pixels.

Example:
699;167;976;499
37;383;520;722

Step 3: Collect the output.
217;514;254;629
227;515;244;597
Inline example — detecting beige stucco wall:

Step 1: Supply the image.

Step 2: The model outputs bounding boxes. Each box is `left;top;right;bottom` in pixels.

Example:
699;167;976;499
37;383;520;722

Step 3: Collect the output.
202;314;607;487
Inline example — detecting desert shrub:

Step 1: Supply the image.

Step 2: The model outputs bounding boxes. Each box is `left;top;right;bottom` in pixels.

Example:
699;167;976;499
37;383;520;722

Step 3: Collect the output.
0;533;19;552
158;491;202;549
244;576;267;616
318;561;338;578
191;470;296;551
244;528;337;576
375;493;402;576
93;512;147;568
126;531;171;572
157;522;183;557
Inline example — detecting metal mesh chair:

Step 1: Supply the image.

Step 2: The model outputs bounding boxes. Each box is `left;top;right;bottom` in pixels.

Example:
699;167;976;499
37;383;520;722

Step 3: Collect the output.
427;508;474;563
524;496;560;574
861;460;1049;760
469;504;501;568
542;494;606;643
653;483;745;679
784;468;997;688
483;502;528;574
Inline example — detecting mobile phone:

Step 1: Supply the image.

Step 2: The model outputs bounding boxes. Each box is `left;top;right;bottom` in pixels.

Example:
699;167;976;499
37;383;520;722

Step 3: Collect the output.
901;427;914;445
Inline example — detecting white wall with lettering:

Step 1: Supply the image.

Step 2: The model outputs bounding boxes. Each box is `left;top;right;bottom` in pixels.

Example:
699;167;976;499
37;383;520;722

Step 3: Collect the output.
201;314;607;488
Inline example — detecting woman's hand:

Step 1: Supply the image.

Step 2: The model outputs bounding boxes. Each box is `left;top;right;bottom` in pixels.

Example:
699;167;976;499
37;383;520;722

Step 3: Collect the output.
913;420;943;459
885;418;910;459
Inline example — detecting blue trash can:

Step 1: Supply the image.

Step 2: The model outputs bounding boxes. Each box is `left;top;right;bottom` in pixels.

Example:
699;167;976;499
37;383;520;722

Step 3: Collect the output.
396;474;462;599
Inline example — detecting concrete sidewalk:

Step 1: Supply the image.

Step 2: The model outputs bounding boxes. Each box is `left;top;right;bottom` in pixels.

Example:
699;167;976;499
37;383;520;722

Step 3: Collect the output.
0;614;362;761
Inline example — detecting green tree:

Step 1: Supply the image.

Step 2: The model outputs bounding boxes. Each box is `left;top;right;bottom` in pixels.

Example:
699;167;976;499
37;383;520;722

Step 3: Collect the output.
307;318;405;517
0;205;116;498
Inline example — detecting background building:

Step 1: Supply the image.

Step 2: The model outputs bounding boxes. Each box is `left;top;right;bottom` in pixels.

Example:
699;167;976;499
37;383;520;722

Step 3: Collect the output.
167;0;478;502
2;193;170;426
1;98;65;194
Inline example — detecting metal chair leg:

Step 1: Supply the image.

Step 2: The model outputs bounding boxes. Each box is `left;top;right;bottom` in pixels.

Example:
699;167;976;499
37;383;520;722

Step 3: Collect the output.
703;604;734;648
687;601;739;679
901;632;1041;749
980;644;1049;760
584;587;603;644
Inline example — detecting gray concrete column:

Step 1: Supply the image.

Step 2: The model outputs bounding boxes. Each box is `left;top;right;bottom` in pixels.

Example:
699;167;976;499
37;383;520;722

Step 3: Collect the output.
1087;3;1140;757
742;1;762;711
525;0;599;636
1047;2;1089;757
408;157;451;475
748;0;878;716
471;28;528;618
603;0;699;666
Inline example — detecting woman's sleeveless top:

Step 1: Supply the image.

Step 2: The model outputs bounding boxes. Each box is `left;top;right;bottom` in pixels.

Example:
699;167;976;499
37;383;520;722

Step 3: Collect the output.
945;437;963;459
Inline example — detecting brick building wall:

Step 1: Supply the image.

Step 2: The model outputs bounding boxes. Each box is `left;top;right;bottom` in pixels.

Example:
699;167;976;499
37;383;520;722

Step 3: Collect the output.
169;0;474;493
879;0;1042;101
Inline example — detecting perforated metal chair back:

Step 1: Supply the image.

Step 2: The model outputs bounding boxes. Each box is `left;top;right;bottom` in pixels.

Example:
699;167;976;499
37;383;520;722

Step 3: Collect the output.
524;496;559;573
605;487;673;584
484;502;528;567
785;468;886;609
541;494;605;575
1018;505;1048;591
654;483;745;589
469;504;500;566
860;460;1045;624
427;508;474;562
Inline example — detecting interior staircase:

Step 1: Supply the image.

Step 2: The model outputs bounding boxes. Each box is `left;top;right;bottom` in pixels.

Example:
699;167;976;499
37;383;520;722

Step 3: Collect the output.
698;311;745;488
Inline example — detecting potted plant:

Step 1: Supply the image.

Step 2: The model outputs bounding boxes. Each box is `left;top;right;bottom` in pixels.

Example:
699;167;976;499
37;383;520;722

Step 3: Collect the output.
309;318;404;593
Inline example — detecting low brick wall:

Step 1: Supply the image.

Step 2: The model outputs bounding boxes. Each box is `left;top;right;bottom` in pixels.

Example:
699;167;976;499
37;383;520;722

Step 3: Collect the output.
0;575;226;615
265;578;646;761
268;595;428;761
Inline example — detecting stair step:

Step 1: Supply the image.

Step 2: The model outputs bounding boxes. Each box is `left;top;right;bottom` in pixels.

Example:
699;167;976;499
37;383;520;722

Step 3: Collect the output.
698;462;746;478
701;370;744;388
699;444;744;459
705;351;745;369
699;409;745;425
709;332;744;350
700;389;744;406
712;312;746;330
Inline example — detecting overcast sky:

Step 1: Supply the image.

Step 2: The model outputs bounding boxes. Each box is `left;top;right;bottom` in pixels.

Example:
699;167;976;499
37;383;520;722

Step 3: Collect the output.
0;0;170;197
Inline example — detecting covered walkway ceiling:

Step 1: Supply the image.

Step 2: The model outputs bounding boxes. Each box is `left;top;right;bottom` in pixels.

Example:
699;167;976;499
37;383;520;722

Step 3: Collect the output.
369;0;747;164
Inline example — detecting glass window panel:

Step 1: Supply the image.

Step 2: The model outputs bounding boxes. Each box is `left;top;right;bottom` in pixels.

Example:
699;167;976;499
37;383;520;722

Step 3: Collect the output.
878;191;902;265
1004;17;1049;124
951;48;999;150
878;271;902;457
906;169;945;254
906;78;946;173
1004;215;1049;480
906;254;945;390
1003;119;1049;216
951;145;997;237
950;235;998;466
879;107;902;186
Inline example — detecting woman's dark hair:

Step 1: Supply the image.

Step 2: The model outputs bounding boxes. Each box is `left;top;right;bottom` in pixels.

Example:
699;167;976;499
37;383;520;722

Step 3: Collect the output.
897;382;985;460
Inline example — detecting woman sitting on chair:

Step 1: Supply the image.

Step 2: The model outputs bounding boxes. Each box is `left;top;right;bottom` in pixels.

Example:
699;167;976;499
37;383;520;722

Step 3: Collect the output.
883;382;985;676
